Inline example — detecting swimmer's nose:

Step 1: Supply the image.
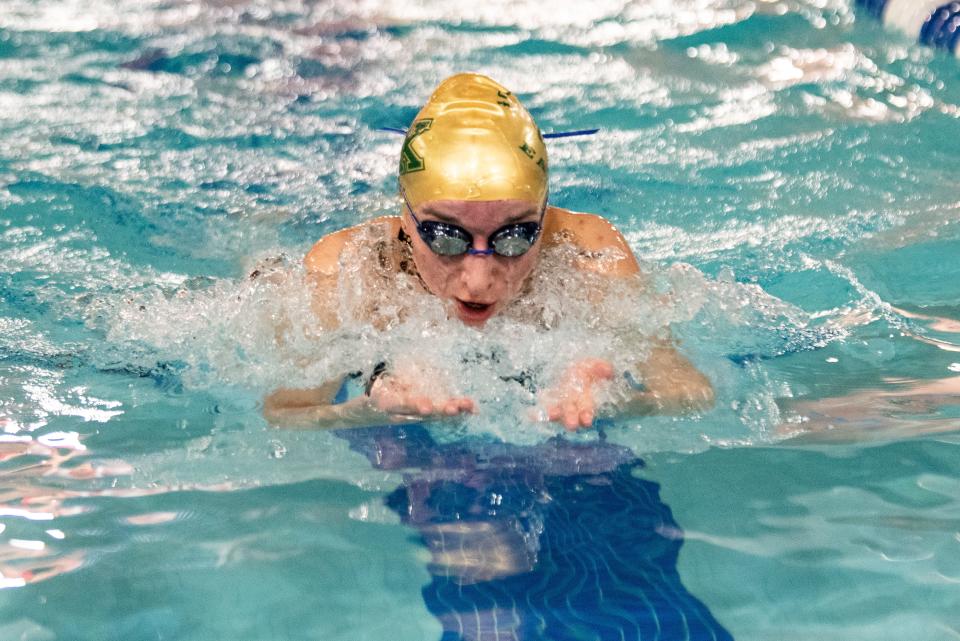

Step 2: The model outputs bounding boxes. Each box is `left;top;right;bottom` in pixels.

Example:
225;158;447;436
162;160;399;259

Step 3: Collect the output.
460;252;499;294
468;235;492;255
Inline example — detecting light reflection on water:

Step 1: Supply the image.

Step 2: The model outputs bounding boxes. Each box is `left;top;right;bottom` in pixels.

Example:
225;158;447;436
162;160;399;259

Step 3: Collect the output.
1;0;959;639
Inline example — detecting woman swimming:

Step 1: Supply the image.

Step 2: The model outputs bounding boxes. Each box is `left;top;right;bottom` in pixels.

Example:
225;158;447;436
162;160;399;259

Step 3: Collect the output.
263;73;714;431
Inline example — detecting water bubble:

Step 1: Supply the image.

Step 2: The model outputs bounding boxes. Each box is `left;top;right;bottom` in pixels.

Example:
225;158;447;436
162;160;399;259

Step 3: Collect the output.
268;440;287;459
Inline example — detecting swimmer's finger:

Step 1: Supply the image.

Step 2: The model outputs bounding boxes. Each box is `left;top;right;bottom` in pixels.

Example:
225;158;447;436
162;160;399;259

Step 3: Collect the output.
578;393;595;428
579;407;594;428
457;398;476;414
412;396;433;416
562;401;580;431
441;399;460;416
547;404;562;422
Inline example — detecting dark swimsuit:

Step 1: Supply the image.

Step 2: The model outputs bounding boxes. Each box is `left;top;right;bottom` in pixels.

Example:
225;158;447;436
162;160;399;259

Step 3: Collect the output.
334;423;734;641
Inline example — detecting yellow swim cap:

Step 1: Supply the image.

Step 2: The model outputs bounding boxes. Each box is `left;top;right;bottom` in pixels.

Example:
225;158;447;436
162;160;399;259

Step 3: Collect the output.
398;74;548;210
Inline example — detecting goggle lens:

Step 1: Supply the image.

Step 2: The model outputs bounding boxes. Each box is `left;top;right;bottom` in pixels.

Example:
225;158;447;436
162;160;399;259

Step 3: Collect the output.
489;223;540;257
424;224;472;256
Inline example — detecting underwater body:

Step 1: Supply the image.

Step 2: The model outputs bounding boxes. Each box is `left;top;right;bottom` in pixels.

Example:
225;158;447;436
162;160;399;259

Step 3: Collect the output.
2;0;960;639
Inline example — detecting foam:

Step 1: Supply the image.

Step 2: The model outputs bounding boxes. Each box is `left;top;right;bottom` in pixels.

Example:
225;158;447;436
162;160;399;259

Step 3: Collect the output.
88;225;858;452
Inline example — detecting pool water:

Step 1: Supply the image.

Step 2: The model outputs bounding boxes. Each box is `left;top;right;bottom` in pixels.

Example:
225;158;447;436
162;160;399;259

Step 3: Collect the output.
2;1;960;639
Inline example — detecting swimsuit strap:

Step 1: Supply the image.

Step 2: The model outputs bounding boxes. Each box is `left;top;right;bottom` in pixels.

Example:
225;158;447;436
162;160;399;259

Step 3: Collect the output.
396;227;431;292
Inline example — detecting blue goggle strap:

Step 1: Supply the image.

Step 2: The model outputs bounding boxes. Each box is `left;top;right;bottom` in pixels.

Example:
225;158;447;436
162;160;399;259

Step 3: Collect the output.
377;127;599;139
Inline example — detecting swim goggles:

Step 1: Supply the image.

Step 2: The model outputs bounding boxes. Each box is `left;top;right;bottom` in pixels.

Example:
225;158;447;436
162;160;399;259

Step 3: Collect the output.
400;186;546;258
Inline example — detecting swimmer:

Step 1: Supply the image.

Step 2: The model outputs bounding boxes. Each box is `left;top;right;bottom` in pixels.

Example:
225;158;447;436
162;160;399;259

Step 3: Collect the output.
264;73;714;431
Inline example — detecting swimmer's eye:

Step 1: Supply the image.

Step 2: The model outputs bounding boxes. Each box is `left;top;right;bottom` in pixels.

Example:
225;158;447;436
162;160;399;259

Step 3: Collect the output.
430;234;472;256
490;222;541;257
421;222;473;256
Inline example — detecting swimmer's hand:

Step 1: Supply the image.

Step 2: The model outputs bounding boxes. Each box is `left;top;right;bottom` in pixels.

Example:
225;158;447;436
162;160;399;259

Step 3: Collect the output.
539;358;615;431
367;372;476;421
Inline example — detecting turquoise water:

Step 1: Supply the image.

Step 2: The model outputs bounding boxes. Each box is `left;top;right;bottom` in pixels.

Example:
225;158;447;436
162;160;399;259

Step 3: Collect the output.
2;0;960;639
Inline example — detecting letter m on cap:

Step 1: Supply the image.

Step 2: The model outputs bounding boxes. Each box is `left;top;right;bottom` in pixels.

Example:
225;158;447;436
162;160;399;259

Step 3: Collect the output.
399;119;433;175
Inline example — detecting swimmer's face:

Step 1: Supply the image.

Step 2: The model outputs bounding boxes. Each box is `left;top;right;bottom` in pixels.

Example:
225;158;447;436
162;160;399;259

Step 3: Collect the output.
402;199;544;327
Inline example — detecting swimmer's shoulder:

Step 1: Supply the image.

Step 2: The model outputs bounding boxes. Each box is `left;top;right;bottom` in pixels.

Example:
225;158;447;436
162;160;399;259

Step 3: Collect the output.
304;216;401;276
543;206;640;277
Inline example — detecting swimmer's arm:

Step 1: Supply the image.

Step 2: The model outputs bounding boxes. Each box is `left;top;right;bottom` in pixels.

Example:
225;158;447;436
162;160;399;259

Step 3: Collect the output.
262;379;348;429
546;209;642;278
263;372;475;430
302;217;400;329
617;341;714;417
261;231;356;425
263;383;401;430
538;211;711;427
302;227;353;330
565;213;714;412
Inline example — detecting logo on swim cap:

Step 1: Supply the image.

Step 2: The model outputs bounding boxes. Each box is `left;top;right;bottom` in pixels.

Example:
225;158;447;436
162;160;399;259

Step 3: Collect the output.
399;119;433;175
397;74;548;209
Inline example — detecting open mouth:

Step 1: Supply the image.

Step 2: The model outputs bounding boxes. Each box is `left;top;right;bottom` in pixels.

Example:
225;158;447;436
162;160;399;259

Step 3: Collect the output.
455;298;496;323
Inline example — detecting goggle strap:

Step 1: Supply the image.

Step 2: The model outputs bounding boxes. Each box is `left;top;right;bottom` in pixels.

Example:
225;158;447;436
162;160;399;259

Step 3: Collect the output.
378;126;599;139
